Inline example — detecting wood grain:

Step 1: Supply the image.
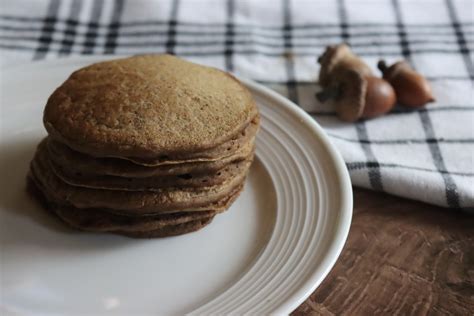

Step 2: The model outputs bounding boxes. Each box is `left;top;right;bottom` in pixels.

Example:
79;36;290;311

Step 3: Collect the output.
292;188;474;316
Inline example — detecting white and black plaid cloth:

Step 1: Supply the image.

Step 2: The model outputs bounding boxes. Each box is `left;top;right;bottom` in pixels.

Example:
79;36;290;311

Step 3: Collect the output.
1;0;473;208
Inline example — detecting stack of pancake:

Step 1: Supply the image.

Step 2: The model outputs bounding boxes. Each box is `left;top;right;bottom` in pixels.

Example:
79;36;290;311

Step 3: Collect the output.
28;55;259;238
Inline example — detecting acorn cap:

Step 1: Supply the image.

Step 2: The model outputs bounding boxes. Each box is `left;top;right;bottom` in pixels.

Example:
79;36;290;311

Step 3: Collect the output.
378;60;409;80
318;44;374;89
333;68;367;122
318;44;352;87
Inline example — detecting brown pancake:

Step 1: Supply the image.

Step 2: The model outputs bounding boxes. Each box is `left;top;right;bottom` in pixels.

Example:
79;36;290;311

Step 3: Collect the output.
48;116;258;167
53;203;218;233
52;207;217;233
118;217;214;238
48;136;255;178
43;54;258;159
27;175;222;233
30;148;248;214
42;137;255;190
30;161;245;216
51;156;252;191
111;116;259;166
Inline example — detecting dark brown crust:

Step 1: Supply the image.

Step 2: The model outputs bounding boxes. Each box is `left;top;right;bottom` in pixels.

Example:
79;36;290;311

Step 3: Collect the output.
43;54;259;159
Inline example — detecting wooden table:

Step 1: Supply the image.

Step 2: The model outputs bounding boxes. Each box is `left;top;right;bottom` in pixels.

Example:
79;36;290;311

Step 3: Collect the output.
292;188;474;315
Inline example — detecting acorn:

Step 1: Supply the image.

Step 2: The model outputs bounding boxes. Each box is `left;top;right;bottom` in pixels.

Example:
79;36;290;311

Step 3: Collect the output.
317;44;396;122
378;60;435;107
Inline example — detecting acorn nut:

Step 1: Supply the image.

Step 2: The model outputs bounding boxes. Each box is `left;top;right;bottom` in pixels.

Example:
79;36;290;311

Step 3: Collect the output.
378;60;435;107
362;76;397;119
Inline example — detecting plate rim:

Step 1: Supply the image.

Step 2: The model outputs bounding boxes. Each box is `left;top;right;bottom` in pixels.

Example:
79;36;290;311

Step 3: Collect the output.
240;77;353;314
1;56;353;314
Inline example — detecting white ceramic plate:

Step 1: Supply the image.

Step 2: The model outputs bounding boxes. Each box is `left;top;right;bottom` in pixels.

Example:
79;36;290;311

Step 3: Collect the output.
0;57;352;315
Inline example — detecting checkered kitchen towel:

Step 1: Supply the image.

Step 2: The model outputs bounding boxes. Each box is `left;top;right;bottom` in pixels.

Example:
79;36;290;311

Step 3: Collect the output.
1;0;473;208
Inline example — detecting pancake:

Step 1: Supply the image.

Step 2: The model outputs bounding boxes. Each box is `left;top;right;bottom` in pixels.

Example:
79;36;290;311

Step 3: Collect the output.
51;155;252;191
39;131;253;191
97;116;259;166
111;116;260;167
27;175;222;236
52;202;217;233
44;54;258;160
118;217;214;238
48;116;258;167
47;136;255;178
29;54;259;237
30;148;249;214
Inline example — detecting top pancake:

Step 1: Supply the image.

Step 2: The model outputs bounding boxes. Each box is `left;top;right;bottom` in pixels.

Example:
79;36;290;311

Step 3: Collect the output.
43;54;258;159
